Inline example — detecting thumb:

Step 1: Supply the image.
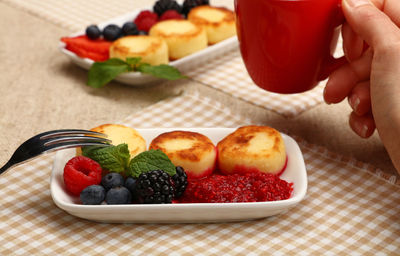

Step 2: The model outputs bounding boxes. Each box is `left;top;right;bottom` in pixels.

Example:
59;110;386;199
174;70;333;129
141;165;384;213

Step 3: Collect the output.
342;0;400;49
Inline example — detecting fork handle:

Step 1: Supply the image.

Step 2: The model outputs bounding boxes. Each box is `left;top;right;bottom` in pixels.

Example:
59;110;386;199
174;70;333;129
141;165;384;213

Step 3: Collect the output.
0;161;14;175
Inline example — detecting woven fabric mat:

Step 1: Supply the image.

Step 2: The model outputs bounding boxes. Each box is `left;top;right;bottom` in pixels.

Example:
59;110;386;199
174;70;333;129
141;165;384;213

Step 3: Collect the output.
1;92;399;255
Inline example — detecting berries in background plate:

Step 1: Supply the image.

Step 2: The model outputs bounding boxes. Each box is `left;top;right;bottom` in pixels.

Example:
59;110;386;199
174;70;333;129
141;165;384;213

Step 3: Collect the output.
103;24;123;41
134;10;158;32
122;22;139;36
85;25;102;40
153;0;182;17
101;172;125;191
172;166;188;198
159;10;184;21
105;186;132;204
63;156;102;196
80;185;106;205
182;0;209;16
136;170;174;204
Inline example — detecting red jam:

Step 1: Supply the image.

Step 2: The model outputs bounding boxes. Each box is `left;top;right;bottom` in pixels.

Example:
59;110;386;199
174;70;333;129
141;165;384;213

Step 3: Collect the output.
178;172;293;203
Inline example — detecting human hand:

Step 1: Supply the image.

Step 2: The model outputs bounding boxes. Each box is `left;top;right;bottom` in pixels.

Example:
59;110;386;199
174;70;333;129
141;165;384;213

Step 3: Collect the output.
323;0;400;171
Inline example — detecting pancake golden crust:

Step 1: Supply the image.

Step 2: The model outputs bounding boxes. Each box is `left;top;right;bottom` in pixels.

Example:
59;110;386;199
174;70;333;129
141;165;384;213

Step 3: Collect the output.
90;124;146;158
149;20;207;60
188;5;236;44
149;131;217;179
217;126;287;175
109;35;168;65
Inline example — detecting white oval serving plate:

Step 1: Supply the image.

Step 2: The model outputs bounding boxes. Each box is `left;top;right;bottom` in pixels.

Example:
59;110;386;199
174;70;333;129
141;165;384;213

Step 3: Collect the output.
50;127;307;223
59;9;239;86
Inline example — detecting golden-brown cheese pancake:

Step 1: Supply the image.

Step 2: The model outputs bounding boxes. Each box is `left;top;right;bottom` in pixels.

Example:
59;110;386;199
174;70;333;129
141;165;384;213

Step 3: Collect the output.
188;5;236;45
77;124;146;158
217;126;287;175
109;35;168;65
149;131;217;179
149;20;207;60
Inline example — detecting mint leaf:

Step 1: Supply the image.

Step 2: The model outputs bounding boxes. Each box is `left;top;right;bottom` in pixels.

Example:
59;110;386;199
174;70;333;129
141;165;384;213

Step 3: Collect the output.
137;63;187;80
82;143;130;173
87;58;129;88
125;57;142;66
128;149;176;178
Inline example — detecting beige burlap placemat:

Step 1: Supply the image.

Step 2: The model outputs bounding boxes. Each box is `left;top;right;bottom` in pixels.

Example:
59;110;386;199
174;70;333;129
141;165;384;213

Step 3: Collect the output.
1;92;399;255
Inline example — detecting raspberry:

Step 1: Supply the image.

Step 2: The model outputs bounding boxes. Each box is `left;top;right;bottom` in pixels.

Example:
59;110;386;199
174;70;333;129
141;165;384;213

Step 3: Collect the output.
159;10;184;21
60;35;111;61
63;156;102;196
136;17;158;32
134;11;158;32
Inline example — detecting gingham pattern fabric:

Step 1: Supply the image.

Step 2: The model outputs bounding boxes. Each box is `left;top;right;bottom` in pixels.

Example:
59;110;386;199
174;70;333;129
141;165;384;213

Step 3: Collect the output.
185;49;327;117
2;0;342;117
1;93;399;255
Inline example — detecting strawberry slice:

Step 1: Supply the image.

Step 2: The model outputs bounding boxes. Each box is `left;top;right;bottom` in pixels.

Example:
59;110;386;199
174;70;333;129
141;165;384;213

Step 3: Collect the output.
61;35;112;61
63;156;102;196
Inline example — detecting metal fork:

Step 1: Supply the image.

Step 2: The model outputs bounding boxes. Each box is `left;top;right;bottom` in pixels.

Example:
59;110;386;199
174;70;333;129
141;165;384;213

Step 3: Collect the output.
0;129;111;175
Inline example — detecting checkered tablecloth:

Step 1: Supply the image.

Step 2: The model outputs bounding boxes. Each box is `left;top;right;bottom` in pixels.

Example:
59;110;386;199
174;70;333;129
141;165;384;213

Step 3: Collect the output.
2;0;341;117
1;92;399;255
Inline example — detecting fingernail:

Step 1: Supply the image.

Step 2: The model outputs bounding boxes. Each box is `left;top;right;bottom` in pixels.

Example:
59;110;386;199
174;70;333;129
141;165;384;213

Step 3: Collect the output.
348;95;360;111
353;121;369;138
323;87;331;104
343;0;371;8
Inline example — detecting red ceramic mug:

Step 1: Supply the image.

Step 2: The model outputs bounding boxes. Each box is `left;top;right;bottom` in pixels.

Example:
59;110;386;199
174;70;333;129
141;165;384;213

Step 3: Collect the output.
235;0;347;94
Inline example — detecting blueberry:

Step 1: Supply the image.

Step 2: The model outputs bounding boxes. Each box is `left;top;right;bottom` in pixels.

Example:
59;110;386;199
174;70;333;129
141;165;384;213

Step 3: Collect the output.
80;185;105;205
103;24;123;41
105;186;132;204
122;22;139;36
125;176;138;193
101;172;125;191
85;25;102;40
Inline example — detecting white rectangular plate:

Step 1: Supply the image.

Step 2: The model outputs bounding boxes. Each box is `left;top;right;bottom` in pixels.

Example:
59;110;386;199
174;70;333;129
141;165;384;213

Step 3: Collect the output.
59;9;239;86
50;128;307;223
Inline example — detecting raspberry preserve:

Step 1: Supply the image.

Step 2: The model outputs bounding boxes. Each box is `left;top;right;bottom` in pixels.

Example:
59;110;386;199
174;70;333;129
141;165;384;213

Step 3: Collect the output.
178;172;293;203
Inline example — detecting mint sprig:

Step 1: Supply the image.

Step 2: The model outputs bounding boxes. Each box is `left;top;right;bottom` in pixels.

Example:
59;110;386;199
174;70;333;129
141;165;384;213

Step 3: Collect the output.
87;57;187;88
82;143;130;173
127;149;176;178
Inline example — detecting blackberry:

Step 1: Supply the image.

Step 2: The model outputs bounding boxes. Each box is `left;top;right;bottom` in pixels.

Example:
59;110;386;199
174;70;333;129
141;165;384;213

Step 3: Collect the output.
85;25;102;40
80;185;105;205
103;24;123;41
172;166;188;198
101;172;124;191
182;0;210;16
122;22;139;36
153;0;182;17
136;170;174;204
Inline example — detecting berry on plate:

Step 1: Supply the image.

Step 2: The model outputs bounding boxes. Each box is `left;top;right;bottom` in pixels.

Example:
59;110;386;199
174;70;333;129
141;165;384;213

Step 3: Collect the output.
80;185;106;205
134;10;159;32
172;166;188;198
103;24;123;41
63;156;102;196
136;170;174;204
85;25;102;40
153;0;182;16
105;186;132;204
182;0;209;16
122;22;139;36
159;10;184;21
101;172;125;191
